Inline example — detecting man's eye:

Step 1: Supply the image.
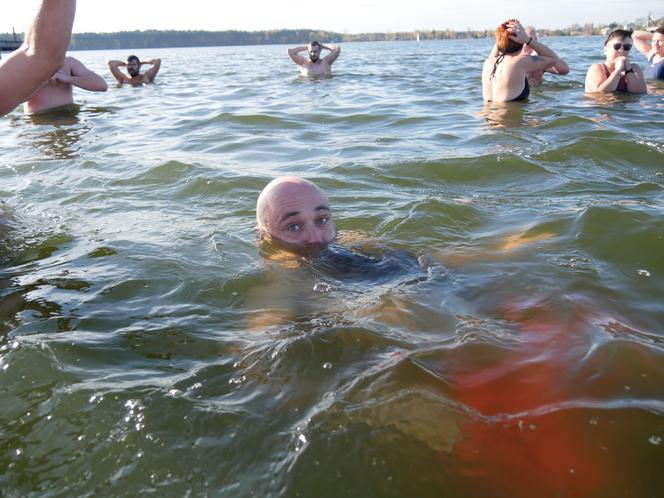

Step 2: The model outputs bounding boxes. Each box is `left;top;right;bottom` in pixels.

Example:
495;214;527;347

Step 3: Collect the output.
316;217;328;226
287;223;301;232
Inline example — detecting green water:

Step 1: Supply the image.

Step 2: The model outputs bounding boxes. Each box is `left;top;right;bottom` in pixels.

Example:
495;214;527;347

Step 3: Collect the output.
1;38;663;497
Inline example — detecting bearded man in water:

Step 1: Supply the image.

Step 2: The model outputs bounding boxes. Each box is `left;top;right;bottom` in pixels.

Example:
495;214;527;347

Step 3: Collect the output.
287;41;341;76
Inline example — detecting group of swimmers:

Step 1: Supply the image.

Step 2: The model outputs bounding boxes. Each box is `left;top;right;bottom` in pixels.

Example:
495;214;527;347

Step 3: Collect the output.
2;2;664;116
484;19;662;101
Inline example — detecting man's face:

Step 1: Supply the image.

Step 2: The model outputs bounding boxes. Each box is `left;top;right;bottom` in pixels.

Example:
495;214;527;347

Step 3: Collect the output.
308;45;321;62
604;36;633;62
127;59;140;77
653;33;664;57
262;181;335;254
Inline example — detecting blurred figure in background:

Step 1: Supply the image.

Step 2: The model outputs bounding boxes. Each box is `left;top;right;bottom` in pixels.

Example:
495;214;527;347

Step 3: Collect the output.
521;26;569;87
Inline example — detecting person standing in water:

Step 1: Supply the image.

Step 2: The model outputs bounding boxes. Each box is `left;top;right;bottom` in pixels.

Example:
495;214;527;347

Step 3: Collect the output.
584;29;647;94
520;26;569;87
482;19;562;102
108;55;161;85
23;56;107;114
288;41;341;77
631;26;664;80
0;0;77;116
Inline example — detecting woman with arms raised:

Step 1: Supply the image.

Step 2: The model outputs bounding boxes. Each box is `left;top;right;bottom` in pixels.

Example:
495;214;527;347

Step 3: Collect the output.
482;19;561;102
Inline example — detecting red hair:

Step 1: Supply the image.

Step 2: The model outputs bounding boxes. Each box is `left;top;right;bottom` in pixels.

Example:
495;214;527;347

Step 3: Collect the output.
495;21;523;54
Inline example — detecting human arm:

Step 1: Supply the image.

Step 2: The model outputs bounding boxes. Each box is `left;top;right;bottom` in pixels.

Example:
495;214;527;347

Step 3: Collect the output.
287;46;308;66
57;57;107;91
142;58;161;82
321;44;341;64
0;0;77;116
624;63;647;94
108;60;128;84
632;30;653;58
546;58;569;75
584;60;623;93
508;21;560;72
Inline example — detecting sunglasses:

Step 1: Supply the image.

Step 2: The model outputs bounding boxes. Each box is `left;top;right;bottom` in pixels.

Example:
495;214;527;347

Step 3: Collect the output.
612;43;632;51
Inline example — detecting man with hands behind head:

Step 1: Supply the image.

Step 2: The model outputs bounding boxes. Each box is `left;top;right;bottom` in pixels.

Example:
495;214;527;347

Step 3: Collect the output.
108;55;161;85
288;41;340;76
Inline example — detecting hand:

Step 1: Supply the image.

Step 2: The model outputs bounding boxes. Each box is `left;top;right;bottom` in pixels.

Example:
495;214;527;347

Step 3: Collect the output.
506;20;529;44
50;71;72;84
614;56;627;72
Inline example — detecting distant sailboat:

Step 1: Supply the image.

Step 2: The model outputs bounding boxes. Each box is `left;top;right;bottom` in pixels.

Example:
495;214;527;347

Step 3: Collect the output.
416;33;420;43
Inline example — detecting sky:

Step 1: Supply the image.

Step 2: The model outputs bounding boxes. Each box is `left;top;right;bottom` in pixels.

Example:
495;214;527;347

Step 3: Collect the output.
4;0;662;34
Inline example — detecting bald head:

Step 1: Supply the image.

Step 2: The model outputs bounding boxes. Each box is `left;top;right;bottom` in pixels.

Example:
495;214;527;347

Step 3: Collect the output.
256;176;335;251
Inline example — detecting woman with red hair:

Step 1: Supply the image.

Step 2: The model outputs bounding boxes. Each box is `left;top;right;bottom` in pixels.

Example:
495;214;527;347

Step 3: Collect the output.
482;19;562;102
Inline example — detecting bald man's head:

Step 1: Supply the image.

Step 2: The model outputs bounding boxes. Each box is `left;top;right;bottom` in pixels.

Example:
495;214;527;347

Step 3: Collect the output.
256;176;336;252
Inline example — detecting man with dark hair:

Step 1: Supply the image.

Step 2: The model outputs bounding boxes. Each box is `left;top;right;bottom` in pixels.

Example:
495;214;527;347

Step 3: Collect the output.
585;29;647;94
632;26;664;80
288;41;340;76
0;0;77;116
108;55;161;85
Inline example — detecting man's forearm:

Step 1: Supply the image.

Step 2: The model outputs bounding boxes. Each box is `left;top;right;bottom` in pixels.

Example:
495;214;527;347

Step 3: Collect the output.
26;0;76;67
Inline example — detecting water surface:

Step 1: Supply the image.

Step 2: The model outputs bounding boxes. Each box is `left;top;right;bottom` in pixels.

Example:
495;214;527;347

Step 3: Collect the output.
1;38;663;497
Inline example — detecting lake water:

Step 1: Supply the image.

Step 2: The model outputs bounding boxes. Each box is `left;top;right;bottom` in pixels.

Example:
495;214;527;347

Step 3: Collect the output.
1;37;663;497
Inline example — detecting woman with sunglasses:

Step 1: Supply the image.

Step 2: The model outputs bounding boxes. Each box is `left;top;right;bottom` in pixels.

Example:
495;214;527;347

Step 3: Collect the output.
632;26;664;80
585;29;647;94
482;19;562;102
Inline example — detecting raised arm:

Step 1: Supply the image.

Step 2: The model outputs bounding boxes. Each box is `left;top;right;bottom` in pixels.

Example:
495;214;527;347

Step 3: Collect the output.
288;46;308;66
632;30;653;58
321;44;341;64
0;0;77;116
108;60;128;84
65;57;107;91
142;58;161;82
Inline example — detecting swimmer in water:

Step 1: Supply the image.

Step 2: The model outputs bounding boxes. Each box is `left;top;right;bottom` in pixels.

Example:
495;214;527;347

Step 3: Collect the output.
23;56;107;114
287;41;341;77
520;26;569;87
482;19;562;102
108;55;161;85
584;29;647;94
0;0;77;116
250;176;428;329
631;26;664;81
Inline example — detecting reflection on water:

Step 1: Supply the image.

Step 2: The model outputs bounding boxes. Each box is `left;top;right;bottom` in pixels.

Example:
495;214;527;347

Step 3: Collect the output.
26;106;86;160
479;101;526;128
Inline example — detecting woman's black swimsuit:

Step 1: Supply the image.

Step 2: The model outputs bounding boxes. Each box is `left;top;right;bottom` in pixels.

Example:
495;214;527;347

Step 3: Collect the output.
490;53;530;102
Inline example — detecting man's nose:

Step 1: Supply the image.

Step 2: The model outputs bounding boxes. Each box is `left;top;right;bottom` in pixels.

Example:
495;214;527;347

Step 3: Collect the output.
303;226;323;244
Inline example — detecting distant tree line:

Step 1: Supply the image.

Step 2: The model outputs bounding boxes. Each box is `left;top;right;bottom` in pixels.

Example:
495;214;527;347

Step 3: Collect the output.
1;16;661;51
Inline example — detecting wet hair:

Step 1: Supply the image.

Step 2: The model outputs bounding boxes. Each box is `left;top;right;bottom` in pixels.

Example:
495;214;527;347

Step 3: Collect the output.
655;26;664;36
127;55;140;64
604;29;633;45
495;22;523;54
309;41;321;49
